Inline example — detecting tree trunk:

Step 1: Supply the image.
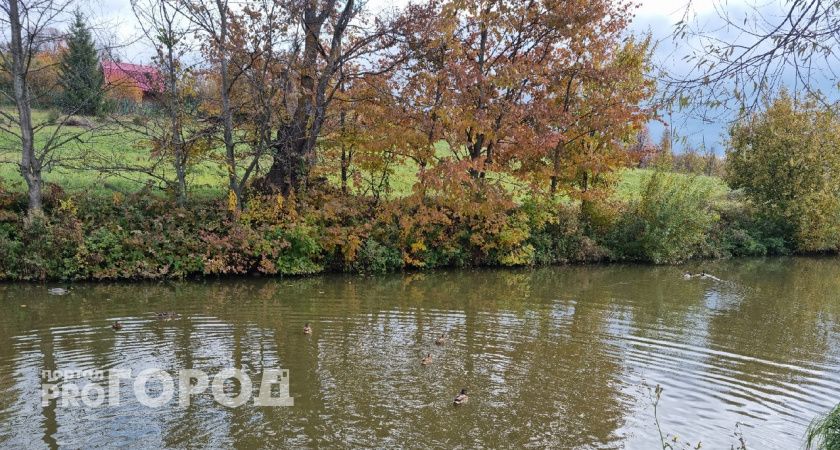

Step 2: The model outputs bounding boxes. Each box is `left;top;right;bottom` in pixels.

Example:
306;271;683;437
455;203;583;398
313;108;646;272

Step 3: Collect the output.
340;146;349;194
264;0;352;195
550;141;564;194
215;0;242;208
265;136;306;196
338;89;349;194
7;0;43;219
166;46;187;206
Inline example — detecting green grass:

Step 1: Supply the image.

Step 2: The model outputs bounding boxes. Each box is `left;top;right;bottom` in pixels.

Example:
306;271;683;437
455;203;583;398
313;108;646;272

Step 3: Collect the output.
0;109;732;203
614;168;729;201
0;108;233;199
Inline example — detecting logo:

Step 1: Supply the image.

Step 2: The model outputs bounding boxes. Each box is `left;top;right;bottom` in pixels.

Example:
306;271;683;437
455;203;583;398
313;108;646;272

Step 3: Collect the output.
41;368;294;408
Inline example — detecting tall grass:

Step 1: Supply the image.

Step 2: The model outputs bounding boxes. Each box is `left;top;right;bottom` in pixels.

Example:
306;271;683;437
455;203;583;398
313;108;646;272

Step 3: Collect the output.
806;403;840;450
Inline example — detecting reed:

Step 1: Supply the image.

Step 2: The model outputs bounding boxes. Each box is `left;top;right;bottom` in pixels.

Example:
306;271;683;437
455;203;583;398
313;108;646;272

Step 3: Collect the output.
806;403;840;450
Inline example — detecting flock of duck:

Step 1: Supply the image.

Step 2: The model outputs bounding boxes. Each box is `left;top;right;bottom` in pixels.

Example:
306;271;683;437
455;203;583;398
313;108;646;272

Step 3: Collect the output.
108;317;468;406
51;270;721;409
45;269;726;409
48;272;723;406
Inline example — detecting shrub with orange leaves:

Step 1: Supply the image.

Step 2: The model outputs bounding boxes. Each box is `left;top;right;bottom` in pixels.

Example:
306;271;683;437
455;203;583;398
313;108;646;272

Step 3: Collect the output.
105;71;143;104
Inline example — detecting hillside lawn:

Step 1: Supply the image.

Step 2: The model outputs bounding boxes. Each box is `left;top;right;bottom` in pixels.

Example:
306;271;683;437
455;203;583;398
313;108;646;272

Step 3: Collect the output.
0;109;730;202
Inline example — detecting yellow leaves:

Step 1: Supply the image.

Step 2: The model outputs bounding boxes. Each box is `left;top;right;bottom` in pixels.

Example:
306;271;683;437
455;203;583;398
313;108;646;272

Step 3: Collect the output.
258;257;277;274
342;234;363;264
227;189;238;213
238;194;288;225
498;244;535;266
410;241;427;253
402;240;428;268
112;192;123;207
58;198;77;215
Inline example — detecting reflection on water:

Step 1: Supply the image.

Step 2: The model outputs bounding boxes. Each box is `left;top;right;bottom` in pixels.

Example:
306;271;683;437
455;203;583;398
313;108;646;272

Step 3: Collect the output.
1;258;839;448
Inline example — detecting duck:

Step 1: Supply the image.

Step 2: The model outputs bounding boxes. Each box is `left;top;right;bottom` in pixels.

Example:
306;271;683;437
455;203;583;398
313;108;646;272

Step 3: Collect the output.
421;353;433;366
682;272;694;280
303;323;312;335
47;287;70;296
154;312;180;321
111;321;123;330
453;388;468;406
435;333;446;346
700;272;723;282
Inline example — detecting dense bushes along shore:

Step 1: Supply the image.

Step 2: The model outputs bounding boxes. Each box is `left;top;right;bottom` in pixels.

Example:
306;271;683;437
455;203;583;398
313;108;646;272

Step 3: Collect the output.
0;171;795;281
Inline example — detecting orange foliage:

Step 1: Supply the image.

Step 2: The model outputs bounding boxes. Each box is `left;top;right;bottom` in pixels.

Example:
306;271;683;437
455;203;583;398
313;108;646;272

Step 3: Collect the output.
347;0;653;198
105;72;143;104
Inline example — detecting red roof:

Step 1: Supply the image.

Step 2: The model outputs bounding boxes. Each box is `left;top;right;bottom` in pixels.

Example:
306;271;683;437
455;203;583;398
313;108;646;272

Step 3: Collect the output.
102;61;162;93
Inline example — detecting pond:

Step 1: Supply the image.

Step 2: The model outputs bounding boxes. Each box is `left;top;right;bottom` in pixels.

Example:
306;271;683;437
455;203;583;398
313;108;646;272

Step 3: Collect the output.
1;258;839;448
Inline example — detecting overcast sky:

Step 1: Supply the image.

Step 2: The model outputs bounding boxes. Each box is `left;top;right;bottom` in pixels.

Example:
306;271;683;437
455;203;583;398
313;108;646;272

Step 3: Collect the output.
88;0;751;153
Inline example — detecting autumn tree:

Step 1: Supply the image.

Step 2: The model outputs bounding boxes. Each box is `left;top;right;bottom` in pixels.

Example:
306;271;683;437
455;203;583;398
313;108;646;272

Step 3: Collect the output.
261;0;404;195
179;0;245;207
226;0;290;199
319;75;409;199
345;1;451;198
0;46;63;107
536;36;654;196
371;0;652;197
95;0;215;206
130;0;197;205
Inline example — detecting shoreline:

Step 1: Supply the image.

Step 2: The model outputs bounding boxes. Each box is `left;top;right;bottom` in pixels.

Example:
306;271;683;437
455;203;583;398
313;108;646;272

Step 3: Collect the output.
0;172;805;283
4;254;824;285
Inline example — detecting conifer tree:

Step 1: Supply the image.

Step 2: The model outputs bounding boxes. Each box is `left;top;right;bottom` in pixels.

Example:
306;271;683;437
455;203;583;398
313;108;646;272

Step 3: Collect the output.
58;11;104;115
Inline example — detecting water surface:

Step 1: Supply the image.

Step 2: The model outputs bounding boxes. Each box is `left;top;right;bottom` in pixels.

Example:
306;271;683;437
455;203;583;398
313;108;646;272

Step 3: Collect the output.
1;258;839;448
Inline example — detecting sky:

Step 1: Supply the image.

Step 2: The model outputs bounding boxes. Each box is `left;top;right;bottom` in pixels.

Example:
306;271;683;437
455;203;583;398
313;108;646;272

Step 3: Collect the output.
88;0;752;154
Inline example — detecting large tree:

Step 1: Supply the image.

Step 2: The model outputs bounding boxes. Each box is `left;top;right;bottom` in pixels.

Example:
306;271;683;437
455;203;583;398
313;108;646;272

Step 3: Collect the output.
362;0;652;196
58;11;104;116
261;0;404;195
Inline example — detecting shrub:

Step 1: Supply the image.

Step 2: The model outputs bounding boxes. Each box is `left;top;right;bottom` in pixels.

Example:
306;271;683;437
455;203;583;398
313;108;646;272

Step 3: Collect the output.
714;194;791;257
726;92;840;252
608;172;718;264
352;238;403;274
274;225;323;275
523;199;596;264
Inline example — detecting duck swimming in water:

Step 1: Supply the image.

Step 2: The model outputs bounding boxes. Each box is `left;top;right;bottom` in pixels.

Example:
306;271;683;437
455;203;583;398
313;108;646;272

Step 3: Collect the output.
421;353;433;366
303;323;312;335
453;389;468;406
684;272;724;282
47;287;70;296
154;312;180;320
435;334;446;346
111;321;123;330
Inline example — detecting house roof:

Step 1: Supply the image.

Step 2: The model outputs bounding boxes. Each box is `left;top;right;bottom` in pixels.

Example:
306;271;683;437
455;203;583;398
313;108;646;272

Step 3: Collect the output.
102;61;162;93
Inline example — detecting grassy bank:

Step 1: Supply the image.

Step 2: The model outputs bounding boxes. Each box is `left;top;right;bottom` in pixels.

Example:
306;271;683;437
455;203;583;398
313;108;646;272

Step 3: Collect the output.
0;109;234;198
0;166;791;281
